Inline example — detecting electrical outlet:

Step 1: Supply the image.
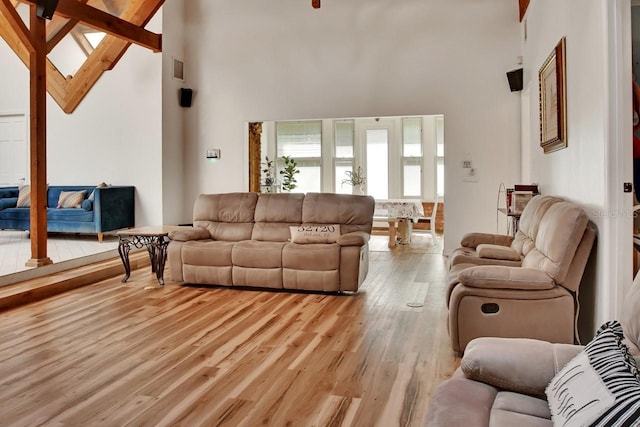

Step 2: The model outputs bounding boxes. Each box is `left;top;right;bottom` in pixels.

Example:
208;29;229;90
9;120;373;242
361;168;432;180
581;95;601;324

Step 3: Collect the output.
463;160;472;169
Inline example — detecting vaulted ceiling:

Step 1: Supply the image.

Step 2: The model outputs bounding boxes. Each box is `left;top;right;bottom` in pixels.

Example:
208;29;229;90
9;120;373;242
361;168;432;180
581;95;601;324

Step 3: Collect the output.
0;0;165;113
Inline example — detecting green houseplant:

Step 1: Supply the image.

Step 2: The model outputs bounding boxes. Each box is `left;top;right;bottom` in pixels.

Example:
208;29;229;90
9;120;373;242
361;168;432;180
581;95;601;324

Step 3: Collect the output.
261;156;276;186
279;156;300;192
341;166;366;194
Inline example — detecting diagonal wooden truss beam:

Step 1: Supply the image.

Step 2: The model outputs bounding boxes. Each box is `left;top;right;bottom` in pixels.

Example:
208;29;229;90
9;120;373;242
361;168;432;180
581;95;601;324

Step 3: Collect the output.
0;0;165;113
0;0;33;52
17;0;161;52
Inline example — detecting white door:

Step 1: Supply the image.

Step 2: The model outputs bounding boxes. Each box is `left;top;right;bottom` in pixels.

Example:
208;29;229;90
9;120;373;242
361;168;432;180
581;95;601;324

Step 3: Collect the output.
0;114;28;185
360;120;395;199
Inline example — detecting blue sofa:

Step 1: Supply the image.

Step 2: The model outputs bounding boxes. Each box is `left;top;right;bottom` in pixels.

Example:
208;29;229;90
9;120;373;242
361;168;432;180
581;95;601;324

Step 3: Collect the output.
0;185;135;241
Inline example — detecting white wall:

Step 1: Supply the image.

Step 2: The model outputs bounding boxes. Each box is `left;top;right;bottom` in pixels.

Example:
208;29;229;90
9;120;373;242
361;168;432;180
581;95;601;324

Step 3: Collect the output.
181;0;522;253
0;9;164;227
162;0;187;225
522;0;633;337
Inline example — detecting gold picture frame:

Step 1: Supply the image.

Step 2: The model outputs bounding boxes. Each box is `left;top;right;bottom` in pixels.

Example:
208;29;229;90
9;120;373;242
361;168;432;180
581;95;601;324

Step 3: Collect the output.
539;37;567;153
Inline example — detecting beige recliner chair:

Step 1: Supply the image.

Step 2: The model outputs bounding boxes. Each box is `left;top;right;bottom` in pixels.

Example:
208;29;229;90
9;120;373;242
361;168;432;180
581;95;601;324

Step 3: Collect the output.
425;274;640;426
447;201;597;355
449;195;561;273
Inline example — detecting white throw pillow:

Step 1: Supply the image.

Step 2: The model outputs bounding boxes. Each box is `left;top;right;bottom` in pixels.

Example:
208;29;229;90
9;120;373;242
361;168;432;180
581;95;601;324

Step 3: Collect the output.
546;321;640;427
289;224;340;244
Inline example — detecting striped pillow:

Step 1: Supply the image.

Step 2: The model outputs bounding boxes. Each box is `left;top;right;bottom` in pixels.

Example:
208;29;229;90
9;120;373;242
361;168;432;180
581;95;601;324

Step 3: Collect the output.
16;184;30;207
57;190;87;209
546;320;640;427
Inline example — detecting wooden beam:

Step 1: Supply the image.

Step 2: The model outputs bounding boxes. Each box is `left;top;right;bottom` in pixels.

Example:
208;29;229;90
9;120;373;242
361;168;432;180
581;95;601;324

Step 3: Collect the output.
0;0;34;52
17;0;162;52
26;5;52;268
519;0;530;22
46;18;77;53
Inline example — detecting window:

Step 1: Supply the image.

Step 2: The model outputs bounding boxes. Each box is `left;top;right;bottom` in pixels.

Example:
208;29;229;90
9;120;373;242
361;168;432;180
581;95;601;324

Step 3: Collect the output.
366;129;389;200
334;120;354;194
436;116;445;196
402;118;423;198
276;121;322;192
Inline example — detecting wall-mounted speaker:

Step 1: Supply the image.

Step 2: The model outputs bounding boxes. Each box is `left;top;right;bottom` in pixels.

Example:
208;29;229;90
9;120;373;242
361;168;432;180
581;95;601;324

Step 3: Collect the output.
506;68;524;92
36;0;59;20
179;88;193;108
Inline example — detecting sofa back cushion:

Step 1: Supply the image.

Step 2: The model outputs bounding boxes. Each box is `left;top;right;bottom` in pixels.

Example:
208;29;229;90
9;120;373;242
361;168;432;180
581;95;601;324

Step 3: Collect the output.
252;193;304;242
301;192;375;235
193;192;258;241
511;195;561;256
522;201;589;285
47;186;94;208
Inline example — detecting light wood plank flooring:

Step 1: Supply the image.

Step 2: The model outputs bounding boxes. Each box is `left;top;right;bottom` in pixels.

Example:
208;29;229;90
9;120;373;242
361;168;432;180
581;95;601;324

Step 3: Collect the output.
0;247;457;426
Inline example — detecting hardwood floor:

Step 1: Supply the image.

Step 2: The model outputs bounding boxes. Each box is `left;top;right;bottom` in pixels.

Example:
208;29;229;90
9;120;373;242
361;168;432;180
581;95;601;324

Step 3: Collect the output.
0;249;458;426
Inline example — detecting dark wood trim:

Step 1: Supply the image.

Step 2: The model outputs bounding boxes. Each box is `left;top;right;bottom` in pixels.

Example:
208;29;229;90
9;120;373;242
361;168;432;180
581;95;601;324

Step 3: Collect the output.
248;122;262;192
519;0;530;22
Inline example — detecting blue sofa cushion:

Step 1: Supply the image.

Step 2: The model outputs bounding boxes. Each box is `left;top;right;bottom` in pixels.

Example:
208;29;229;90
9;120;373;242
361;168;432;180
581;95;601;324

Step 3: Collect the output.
0;207;30;221
47;208;94;222
81;199;93;211
0;197;17;211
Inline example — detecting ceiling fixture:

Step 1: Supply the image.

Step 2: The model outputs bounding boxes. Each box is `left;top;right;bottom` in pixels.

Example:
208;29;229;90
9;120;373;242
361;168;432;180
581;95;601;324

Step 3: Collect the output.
312;0;320;8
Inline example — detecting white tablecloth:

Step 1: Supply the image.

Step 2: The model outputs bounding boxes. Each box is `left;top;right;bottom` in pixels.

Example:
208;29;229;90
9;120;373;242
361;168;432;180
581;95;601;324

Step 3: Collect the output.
374;199;425;222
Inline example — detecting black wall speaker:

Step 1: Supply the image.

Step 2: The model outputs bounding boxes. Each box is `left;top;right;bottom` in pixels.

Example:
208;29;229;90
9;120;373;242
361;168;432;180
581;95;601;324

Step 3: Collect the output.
506;68;524;92
179;88;193;108
36;0;59;20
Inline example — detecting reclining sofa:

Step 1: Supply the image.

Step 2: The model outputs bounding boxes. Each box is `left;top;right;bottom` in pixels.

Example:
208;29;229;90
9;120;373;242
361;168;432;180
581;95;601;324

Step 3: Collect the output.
425;274;640;426
168;192;375;292
447;195;597;355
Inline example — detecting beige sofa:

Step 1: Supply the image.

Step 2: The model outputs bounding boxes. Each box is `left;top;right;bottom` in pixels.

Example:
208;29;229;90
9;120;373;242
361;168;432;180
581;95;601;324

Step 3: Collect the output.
425;276;640;426
447;197;597;355
167;192;375;292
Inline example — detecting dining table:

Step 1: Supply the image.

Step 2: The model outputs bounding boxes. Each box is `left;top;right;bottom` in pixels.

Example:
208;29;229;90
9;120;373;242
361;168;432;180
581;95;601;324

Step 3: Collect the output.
374;199;425;247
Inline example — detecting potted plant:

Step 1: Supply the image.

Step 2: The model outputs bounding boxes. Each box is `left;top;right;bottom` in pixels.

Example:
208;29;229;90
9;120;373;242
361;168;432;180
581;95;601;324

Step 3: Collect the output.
341;166;366;194
279;156;300;192
261;156;276;186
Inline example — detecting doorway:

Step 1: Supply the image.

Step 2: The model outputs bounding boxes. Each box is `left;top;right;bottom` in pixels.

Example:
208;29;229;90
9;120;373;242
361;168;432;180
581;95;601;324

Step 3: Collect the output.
0;114;27;186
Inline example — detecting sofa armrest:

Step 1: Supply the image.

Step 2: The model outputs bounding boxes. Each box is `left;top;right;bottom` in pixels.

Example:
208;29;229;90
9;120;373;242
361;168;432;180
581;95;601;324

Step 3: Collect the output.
169;228;211;241
461;337;583;398
337;231;369;247
93;186;135;232
0;197;17;211
460;232;514;249
476;244;521;261
458;265;555;290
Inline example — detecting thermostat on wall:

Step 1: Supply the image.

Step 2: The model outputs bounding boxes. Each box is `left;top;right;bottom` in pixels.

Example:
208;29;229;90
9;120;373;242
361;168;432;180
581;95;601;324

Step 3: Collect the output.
206;149;220;159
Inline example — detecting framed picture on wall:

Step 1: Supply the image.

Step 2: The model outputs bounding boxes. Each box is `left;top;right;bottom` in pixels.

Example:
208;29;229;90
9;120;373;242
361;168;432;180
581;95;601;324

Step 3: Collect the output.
539;37;567;154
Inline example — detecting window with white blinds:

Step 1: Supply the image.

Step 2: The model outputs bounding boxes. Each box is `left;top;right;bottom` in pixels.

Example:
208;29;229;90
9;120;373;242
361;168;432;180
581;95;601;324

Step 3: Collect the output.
276;121;322;193
334;120;354;194
402;117;423;198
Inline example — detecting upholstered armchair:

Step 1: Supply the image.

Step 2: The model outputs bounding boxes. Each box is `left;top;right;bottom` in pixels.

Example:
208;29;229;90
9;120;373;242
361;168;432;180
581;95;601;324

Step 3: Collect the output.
447;201;596;355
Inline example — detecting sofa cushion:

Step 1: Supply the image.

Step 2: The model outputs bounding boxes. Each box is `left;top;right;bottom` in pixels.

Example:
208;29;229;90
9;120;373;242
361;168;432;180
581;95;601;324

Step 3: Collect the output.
0;197;17;211
57;190;87;209
476;244;521;261
232;240;286;268
546;321;640;426
521;202;589;285
289;224;340;244
16;184;30;207
183;241;234;266
302;192;374;235
252;193;304;242
0;207;30;221
282;243;340;270
47;208;94;222
193;193;258;241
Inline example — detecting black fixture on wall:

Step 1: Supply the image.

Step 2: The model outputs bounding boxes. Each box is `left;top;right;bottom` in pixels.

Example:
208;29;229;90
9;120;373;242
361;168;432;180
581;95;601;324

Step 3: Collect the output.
179;88;193;108
506;68;524;92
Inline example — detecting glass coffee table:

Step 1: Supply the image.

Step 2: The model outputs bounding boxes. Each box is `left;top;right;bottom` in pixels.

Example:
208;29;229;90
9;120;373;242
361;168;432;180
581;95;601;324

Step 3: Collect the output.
117;226;190;288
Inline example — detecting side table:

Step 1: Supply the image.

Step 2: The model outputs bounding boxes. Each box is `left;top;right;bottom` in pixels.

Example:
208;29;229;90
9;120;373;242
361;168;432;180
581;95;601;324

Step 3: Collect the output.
117;226;190;287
